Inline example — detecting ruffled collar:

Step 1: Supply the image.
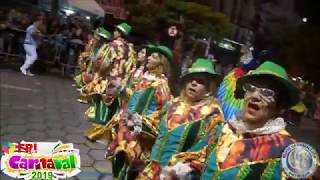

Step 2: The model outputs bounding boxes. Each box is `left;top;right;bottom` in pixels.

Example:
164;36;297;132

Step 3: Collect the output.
228;115;286;135
142;71;165;81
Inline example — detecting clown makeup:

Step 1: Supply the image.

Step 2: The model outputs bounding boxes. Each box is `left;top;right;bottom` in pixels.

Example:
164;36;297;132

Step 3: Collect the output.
243;84;275;104
242;83;279;126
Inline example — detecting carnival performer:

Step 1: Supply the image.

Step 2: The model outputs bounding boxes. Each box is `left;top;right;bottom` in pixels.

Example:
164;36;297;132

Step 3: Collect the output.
104;45;173;179
126;44;154;86
82;23;136;141
74;27;112;89
162;61;319;179
81;22;136;97
136;58;224;179
217;44;260;121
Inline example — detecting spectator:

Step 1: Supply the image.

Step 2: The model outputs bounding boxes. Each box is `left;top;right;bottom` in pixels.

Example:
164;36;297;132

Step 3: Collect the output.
20;14;44;76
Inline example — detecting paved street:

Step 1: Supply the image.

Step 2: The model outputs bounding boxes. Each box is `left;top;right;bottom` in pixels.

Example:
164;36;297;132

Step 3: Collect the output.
0;68;112;180
1;67;320;180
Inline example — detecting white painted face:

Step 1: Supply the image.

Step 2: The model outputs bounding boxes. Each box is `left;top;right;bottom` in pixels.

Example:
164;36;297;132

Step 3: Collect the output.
240;45;253;65
240;48;253;65
242;83;278;125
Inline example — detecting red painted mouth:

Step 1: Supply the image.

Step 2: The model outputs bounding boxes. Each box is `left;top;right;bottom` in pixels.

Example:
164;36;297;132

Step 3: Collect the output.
246;102;261;114
248;102;260;110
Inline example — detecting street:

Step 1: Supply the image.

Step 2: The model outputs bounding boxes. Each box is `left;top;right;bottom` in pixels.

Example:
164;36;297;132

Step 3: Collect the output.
0;68;112;180
1;68;320;180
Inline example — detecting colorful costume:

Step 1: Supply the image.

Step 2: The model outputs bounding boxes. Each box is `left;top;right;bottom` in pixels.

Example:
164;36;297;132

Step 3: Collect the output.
167;62;320;179
74;27;112;89
169;121;296;179
81;38;136;96
105;45;174;179
137;58;223;179
217;67;246;120
138;97;223;179
217;45;258;120
82;23;137;141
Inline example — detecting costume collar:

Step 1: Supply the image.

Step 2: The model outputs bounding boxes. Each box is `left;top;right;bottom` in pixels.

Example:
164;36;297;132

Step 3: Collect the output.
228;115;286;135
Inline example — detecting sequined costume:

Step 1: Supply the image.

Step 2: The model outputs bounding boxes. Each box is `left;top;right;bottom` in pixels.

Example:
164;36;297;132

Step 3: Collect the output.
105;72;172;179
137;97;223;179
81;38;136;97
82;38;136;141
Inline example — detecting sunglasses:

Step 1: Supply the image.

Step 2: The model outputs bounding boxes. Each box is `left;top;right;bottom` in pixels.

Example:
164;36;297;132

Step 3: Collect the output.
243;84;275;98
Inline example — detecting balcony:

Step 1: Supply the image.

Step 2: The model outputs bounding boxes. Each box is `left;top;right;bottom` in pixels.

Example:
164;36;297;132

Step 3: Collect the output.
97;0;128;20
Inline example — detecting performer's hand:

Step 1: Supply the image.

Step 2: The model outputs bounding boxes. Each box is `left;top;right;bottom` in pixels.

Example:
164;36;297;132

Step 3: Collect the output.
160;168;178;180
161;162;192;180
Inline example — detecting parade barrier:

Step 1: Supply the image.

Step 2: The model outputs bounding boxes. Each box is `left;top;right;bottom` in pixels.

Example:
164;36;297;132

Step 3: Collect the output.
0;28;83;76
0;27;26;60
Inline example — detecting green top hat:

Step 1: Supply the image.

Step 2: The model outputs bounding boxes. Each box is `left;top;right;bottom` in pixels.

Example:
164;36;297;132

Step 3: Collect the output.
115;22;132;36
148;45;174;67
95;27;112;40
181;58;220;79
236;61;300;108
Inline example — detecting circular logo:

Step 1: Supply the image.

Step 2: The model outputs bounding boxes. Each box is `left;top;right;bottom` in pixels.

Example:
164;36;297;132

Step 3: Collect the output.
281;143;319;179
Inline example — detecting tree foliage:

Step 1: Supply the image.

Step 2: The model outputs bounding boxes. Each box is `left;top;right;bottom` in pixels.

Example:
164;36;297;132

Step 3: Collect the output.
124;0;232;40
269;24;320;84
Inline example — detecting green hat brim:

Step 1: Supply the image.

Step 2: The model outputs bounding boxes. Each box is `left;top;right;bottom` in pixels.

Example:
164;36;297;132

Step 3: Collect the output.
95;28;112;39
236;73;300;108
180;70;221;85
115;24;131;36
148;46;174;67
97;32;111;39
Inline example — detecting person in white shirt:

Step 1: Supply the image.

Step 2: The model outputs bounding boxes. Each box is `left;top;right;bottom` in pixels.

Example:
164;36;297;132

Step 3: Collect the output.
20;15;43;76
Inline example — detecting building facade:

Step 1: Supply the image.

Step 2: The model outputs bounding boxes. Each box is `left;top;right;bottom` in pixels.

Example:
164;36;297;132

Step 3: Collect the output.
96;0;128;19
211;0;299;44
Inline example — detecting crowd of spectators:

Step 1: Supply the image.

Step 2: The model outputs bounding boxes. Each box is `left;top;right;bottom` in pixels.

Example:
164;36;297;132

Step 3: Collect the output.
0;8;95;74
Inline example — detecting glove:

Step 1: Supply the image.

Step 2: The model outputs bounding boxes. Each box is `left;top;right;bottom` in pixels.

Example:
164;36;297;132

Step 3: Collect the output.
161;162;193;180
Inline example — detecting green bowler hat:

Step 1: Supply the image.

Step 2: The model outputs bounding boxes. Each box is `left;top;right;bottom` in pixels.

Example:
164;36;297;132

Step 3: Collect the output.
95;27;112;40
115;22;132;36
182;58;220;79
149;45;174;66
236;61;300;108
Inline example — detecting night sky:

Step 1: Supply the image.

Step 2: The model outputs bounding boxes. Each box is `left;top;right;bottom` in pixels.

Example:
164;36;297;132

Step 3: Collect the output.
296;0;320;26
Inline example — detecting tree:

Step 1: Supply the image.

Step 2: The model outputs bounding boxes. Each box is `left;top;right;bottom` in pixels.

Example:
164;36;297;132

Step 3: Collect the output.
124;0;232;41
268;23;320;85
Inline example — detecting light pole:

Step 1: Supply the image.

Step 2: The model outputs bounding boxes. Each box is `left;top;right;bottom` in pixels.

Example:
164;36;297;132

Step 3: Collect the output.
302;17;308;23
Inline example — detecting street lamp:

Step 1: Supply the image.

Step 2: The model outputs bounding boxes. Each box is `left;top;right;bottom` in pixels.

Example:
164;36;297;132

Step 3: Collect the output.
302;17;308;23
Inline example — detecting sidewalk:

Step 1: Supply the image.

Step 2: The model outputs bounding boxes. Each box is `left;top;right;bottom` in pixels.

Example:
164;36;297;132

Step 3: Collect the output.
0;69;112;180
